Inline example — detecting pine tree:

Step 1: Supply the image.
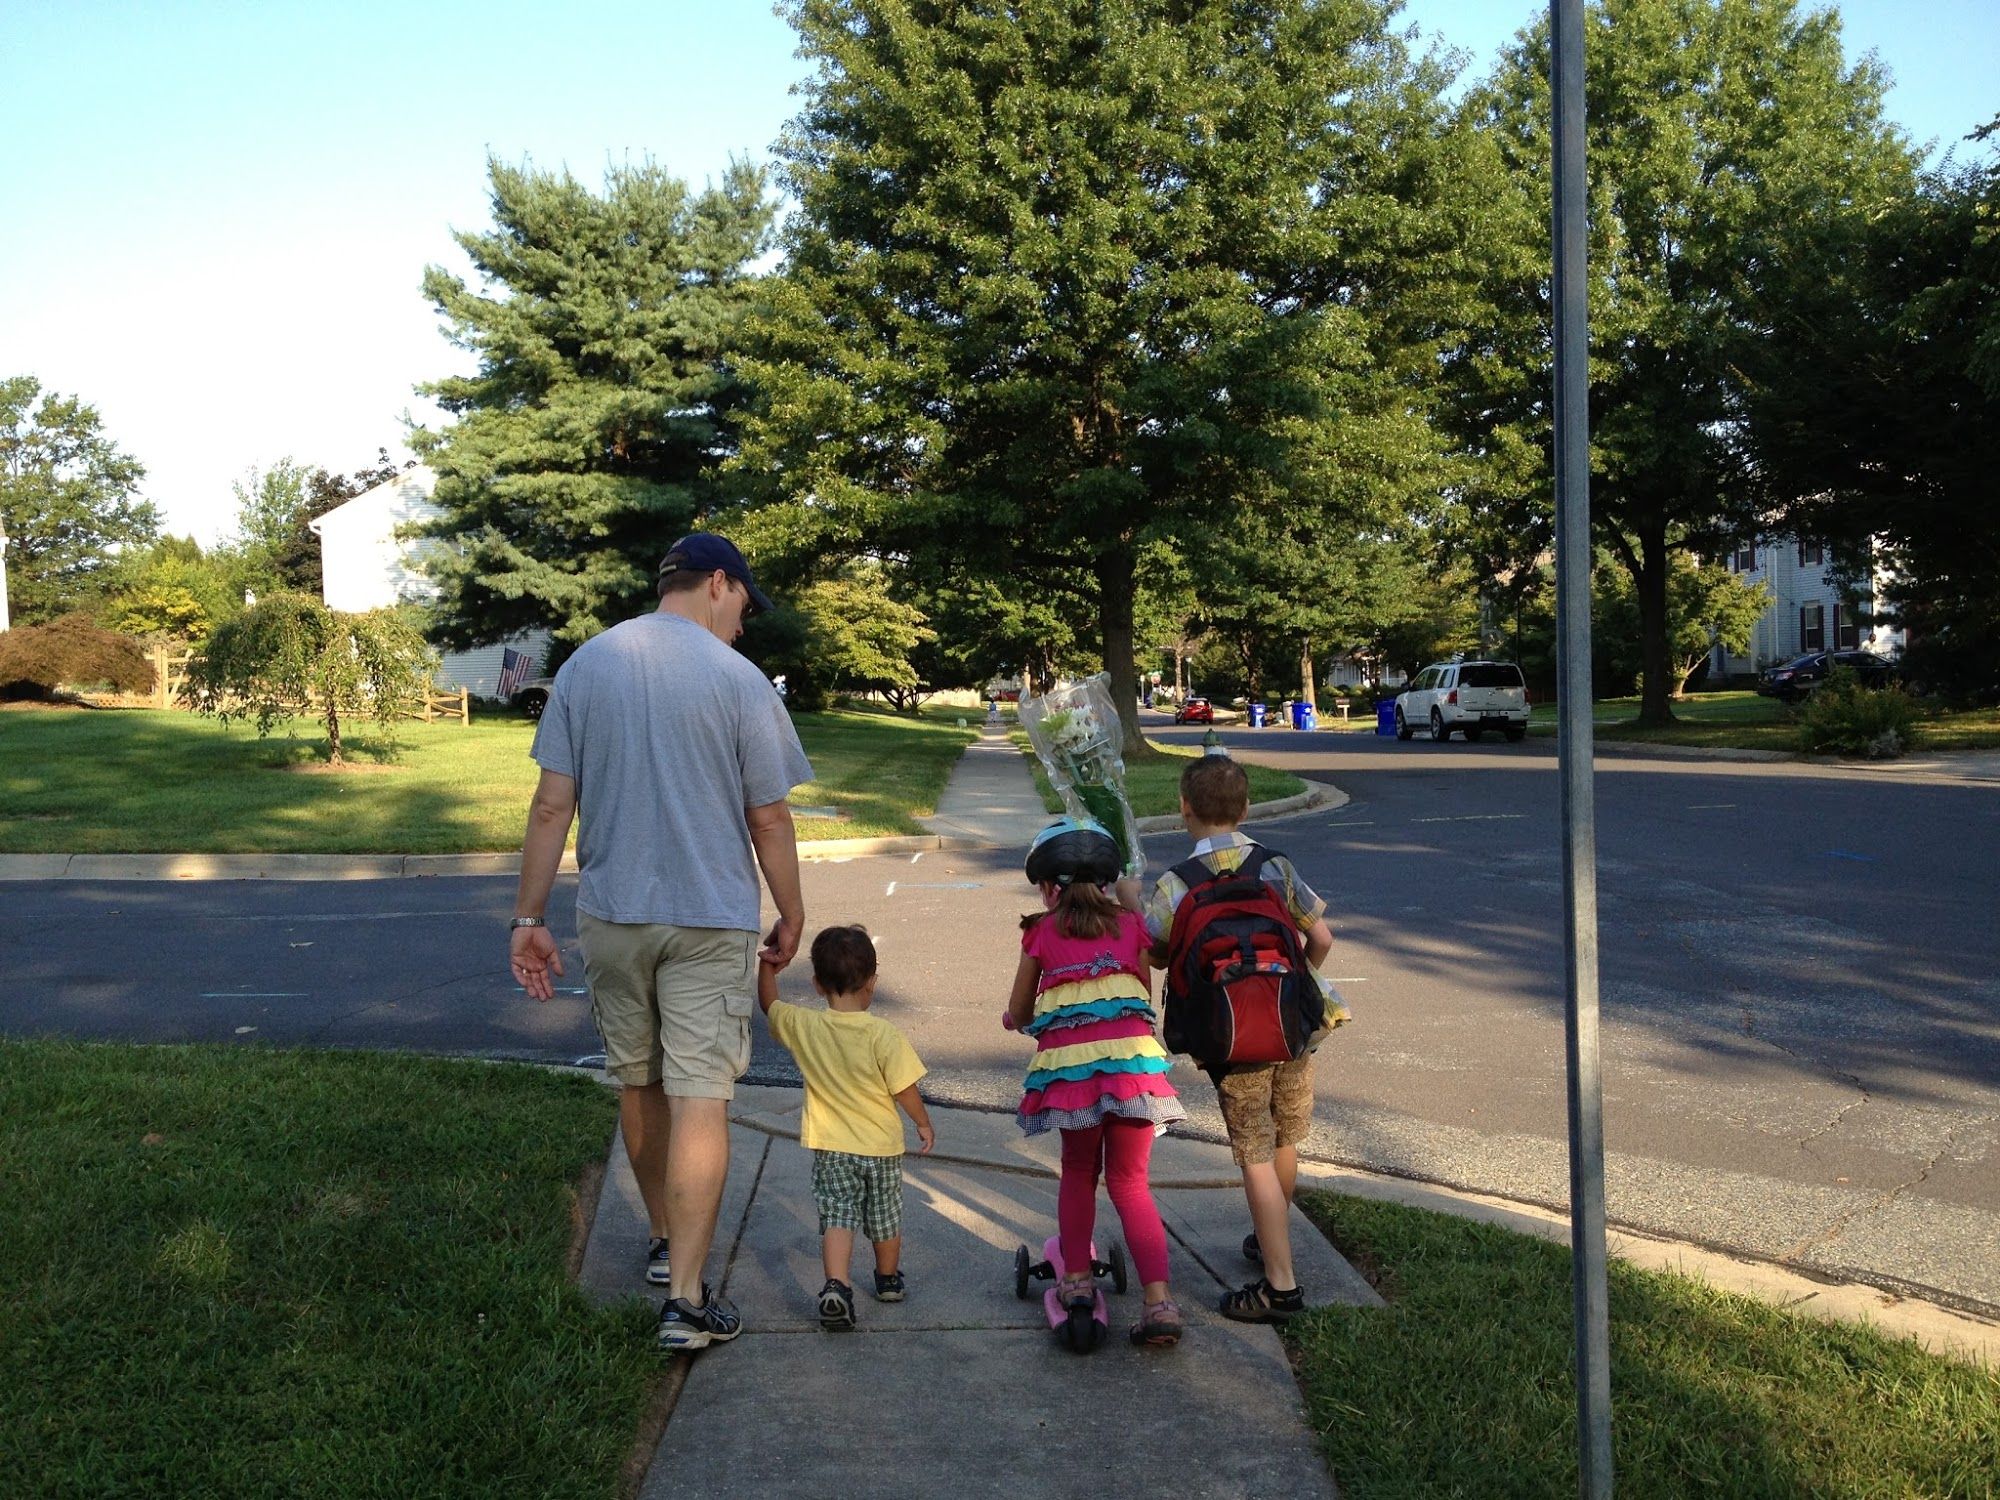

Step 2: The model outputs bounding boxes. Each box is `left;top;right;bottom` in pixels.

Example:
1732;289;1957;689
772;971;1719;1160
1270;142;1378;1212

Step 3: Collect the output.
1;376;155;623
413;159;775;648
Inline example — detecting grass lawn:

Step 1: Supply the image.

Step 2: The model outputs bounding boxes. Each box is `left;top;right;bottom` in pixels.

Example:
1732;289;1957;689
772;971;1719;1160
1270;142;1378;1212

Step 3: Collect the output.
0;706;974;853
0;1040;656;1500
1528;690;2000;753
1011;731;1307;817
1289;1191;1999;1498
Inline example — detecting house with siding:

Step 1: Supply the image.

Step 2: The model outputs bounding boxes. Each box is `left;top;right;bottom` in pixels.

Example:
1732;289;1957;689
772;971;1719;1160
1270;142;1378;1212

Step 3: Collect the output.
1708;537;1904;679
308;466;549;696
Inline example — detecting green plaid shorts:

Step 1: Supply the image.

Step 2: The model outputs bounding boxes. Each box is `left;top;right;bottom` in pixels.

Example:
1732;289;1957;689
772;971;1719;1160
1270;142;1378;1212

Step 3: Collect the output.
810;1149;904;1241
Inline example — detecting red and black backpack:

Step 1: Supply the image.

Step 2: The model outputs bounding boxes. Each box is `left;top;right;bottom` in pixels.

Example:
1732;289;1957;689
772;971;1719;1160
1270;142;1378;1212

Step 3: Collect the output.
1161;847;1324;1069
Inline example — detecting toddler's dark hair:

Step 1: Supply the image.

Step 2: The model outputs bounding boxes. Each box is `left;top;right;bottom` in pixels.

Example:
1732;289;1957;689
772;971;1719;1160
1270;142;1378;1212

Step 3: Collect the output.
810;924;878;995
1180;754;1249;825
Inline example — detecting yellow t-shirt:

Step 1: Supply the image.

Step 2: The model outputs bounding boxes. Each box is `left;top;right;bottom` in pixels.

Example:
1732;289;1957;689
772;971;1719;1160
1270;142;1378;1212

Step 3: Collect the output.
766;1000;927;1157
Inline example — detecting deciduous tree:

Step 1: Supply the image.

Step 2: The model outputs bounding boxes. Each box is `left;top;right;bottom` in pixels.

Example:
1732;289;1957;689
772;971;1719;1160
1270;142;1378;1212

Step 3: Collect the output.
736;0;1476;755
187;593;432;766
1460;0;1916;724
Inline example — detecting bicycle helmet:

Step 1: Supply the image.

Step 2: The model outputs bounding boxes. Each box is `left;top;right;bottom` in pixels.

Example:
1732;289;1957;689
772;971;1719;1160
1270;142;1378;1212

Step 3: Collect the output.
1024;816;1121;888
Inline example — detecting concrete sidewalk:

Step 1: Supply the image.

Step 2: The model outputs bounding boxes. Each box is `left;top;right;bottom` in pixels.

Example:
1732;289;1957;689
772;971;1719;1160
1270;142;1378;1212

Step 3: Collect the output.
918;723;1053;847
580;1086;1375;1499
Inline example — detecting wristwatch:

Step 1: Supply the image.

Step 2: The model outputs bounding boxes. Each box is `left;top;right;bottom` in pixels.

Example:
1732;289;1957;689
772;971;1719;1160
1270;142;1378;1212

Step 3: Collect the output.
510;916;546;930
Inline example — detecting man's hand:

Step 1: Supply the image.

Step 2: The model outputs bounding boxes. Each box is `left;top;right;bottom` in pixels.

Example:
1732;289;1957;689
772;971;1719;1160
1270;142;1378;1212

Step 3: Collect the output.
758;914;802;969
510;925;564;1002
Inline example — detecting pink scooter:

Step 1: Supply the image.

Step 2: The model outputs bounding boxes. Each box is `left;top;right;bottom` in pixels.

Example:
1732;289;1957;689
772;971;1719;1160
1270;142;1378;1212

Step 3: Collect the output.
1013;1234;1129;1353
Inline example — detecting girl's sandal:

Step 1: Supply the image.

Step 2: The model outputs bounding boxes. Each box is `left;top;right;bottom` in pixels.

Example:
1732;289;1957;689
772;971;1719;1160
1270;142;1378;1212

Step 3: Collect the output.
1130;1297;1184;1347
1057;1269;1097;1309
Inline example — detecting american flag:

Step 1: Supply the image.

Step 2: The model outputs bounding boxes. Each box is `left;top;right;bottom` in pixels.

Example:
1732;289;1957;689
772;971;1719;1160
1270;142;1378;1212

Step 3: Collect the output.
497;646;532;699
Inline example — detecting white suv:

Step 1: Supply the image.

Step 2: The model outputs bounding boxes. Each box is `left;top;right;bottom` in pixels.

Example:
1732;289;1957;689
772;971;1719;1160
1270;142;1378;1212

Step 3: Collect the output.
1395;660;1529;743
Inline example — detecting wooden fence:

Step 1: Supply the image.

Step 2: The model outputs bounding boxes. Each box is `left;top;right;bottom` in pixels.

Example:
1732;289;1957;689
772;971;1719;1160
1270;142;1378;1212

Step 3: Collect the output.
149;644;469;724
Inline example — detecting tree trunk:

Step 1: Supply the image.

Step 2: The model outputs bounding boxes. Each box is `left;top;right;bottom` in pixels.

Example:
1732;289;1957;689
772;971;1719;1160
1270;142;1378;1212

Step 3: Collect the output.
1173;644;1186;701
1299;640;1317;710
1096;546;1146;758
1634;526;1676;727
324;693;344;767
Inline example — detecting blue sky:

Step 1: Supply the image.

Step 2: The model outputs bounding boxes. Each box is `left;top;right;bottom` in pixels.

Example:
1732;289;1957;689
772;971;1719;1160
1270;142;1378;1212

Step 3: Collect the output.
3;0;1993;545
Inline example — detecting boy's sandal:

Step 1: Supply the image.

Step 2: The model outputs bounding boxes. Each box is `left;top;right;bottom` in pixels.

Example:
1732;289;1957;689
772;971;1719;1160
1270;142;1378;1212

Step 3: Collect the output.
1218;1278;1305;1324
1241;1232;1262;1266
1130;1297;1185;1347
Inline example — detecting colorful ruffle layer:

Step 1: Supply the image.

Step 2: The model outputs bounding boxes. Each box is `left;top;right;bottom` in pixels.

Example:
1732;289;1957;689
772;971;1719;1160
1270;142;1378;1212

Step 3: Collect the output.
1019;1069;1182;1121
1019;1091;1187;1136
1024;995;1155;1037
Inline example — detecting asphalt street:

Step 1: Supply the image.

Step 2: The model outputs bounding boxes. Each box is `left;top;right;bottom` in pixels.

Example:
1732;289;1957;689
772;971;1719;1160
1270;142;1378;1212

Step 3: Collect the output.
6;722;1997;1312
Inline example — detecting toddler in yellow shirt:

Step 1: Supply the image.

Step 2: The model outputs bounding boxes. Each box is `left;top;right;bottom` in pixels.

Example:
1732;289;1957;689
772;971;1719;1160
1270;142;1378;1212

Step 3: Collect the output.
759;924;934;1330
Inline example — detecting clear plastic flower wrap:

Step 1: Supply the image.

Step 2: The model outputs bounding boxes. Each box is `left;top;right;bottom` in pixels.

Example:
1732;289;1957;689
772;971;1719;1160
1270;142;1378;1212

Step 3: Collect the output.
1019;672;1145;880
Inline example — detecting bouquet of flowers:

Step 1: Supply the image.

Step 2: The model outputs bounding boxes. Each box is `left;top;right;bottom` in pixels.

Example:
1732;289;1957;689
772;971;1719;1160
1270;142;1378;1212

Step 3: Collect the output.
1019;673;1145;880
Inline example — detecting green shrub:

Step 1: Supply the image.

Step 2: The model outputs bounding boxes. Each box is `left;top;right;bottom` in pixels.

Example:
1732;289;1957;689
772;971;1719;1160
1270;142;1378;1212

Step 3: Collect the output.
1796;668;1924;758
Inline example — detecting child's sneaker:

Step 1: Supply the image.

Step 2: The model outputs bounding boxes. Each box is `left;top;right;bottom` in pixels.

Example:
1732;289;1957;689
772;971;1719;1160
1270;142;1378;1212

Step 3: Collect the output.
1130;1297;1185;1347
1218;1278;1304;1324
644;1236;671;1286
655;1286;743;1351
872;1270;906;1303
818;1278;857;1330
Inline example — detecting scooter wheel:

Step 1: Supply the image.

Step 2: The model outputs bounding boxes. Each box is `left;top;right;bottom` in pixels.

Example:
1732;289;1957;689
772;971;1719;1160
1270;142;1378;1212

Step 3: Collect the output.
1107;1241;1128;1295
1013;1245;1031;1301
1061;1302;1102;1354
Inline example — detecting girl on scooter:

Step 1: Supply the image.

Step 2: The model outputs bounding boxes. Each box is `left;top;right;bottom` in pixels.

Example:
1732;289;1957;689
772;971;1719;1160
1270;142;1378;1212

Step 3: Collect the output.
1007;817;1186;1346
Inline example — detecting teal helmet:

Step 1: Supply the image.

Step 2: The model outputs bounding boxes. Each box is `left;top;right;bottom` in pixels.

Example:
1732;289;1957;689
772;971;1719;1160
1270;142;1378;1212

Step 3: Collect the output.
1025;816;1121;888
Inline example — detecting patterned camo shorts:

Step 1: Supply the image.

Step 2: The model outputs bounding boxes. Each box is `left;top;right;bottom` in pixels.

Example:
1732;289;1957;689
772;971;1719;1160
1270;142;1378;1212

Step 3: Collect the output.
811;1149;904;1241
1216;1053;1316;1167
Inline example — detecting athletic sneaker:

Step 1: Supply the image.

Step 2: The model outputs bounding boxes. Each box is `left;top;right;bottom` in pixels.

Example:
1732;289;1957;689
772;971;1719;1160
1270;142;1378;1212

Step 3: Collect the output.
655;1286;743;1352
645;1237;671;1287
818;1278;857;1330
1218;1277;1305;1324
872;1270;906;1303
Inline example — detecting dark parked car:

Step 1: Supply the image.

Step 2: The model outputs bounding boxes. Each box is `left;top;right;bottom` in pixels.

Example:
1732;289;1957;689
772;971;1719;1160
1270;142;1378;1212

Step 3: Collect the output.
1756;650;1897;702
1174;696;1214;724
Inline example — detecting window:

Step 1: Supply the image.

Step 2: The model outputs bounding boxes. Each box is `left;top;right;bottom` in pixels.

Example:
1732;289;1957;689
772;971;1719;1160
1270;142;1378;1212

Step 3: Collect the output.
1834;604;1860;651
1459;663;1525;688
1800;603;1825;651
1733;542;1757;572
1797;541;1823;567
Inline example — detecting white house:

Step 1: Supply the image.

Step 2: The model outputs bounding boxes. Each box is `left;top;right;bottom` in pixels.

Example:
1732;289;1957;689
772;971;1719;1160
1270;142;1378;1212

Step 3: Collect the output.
1709;537;1904;678
308;466;550;697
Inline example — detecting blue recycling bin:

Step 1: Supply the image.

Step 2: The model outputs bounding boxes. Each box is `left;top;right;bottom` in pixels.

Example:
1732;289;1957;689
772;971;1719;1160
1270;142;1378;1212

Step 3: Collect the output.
1293;702;1316;732
1248;701;1267;729
1376;700;1397;736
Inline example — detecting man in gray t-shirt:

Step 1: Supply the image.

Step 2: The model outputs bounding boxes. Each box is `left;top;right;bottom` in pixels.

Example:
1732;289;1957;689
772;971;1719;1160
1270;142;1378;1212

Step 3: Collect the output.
509;532;812;1353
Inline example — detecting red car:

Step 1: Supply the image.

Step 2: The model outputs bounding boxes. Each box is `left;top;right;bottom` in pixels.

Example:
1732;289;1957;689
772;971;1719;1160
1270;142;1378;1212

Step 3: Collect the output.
1173;696;1214;724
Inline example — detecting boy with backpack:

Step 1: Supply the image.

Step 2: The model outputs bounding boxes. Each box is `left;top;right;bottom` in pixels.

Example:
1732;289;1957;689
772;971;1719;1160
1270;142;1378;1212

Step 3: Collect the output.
1139;754;1346;1322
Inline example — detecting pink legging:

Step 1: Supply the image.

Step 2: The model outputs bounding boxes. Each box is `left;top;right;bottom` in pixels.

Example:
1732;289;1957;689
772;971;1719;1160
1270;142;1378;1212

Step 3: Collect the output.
1058;1117;1171;1288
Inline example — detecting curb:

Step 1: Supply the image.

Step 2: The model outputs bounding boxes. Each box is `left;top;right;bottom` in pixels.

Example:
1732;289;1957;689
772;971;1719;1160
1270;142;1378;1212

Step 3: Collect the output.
0;837;996;882
0;794;1348;882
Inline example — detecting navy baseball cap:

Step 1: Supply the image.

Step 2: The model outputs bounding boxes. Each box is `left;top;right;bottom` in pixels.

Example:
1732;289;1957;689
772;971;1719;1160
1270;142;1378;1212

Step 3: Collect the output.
658;533;774;616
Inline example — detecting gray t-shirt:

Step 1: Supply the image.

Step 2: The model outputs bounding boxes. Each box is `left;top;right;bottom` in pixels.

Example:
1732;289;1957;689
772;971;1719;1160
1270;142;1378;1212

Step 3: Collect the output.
530;611;813;928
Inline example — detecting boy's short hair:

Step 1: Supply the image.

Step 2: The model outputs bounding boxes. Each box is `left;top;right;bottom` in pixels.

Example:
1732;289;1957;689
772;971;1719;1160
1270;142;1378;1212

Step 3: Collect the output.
1180;755;1249;825
810;924;877;995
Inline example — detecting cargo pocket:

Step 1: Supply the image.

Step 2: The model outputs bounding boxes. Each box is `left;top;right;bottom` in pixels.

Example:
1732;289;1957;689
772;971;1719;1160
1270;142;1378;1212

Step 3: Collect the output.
720;934;756;1078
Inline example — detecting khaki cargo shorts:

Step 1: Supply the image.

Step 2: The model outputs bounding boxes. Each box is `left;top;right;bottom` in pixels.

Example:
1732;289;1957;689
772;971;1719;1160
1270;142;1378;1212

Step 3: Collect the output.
577;914;756;1098
1215;1052;1316;1167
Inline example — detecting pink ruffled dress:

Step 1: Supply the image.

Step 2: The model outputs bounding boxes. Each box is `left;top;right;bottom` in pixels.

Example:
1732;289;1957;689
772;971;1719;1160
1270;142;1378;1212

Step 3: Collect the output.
1016;909;1185;1136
